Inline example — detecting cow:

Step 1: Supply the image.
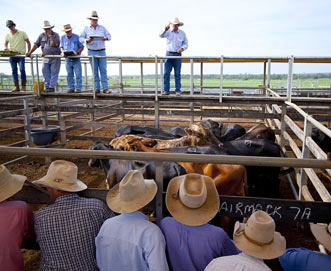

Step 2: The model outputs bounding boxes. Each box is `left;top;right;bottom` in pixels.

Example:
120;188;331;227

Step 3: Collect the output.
110;122;221;150
168;126;187;138
88;142;186;189
222;139;286;198
220;124;246;142
312;126;331;154
236;123;275;142
115;124;177;140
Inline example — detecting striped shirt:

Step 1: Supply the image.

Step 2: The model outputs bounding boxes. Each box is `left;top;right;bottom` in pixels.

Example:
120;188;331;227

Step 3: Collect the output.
205;252;271;271
159;29;188;52
35;193;114;271
80;25;111;51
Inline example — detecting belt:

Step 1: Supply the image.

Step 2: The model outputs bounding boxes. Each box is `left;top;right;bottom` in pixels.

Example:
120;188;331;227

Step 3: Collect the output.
88;49;105;52
168;51;179;54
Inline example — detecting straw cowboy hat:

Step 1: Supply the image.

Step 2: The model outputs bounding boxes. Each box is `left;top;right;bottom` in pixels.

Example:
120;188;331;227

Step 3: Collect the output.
62;24;72;32
0;165;26;203
166;173;220;226
169;17;184;26
107;170;157;214
233;210;286;259
42;20;54;29
310;223;331;252
33;160;87;192
87;11;100;20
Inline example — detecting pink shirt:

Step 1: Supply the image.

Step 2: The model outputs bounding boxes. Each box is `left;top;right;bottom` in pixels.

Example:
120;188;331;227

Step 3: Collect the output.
0;200;35;271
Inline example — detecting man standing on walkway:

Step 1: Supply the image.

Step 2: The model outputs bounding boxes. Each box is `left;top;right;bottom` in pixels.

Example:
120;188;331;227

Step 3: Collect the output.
4;20;31;92
60;24;84;93
27;21;61;92
80;11;111;94
160;17;188;96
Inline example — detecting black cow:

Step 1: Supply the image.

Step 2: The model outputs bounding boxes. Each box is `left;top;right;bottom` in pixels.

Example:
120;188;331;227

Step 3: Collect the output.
223;139;284;198
115;125;177;140
168;126;187;138
312;126;331;154
236;123;276;142
220;124;246;142
201;119;223;141
88;142;186;189
166;144;228;155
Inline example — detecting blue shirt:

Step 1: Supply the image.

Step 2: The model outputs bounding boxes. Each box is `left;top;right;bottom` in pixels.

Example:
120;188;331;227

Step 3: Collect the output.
95;211;169;271
159;217;239;271
35;31;61;55
80;24;111;50
279;247;331;271
35;193;114;271
160;29;188;52
60;33;84;54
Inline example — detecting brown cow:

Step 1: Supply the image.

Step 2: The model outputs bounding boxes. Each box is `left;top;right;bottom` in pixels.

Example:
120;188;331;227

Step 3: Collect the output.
110;122;221;150
236;123;275;141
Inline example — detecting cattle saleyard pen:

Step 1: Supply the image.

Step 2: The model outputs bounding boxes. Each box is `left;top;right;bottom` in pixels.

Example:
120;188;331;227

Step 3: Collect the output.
0;55;331;263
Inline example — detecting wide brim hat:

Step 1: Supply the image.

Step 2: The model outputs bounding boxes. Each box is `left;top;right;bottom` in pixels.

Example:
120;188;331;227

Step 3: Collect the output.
42;20;54;29
107;170;157;213
62;24;72;32
169;17;184;26
310;223;331;252
33;160;87;192
87;11;100;20
233;211;286;259
0;165;26;202
166;173;220;226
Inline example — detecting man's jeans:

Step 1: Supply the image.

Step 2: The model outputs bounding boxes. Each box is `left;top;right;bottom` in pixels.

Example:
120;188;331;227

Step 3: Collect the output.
88;49;108;90
42;58;61;89
164;51;182;93
65;58;82;90
9;57;26;82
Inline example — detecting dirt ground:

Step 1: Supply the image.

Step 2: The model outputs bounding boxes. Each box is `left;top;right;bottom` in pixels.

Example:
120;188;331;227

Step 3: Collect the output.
0;119;327;270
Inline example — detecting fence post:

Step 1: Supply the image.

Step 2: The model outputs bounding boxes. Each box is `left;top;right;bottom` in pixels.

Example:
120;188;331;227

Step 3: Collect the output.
92;56;96;99
155;161;164;225
287;55;294;102
155;55;158;101
23;98;31;147
219;55;224;103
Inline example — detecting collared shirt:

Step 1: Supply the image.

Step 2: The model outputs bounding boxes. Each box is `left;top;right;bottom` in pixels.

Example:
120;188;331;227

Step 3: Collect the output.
5;30;29;54
279;247;331;271
159;28;188;52
35;193;114;271
80;25;111;51
205;252;271;271
0;200;34;271
35;31;61;55
95;211;169;271
159;217;239;271
60;33;84;55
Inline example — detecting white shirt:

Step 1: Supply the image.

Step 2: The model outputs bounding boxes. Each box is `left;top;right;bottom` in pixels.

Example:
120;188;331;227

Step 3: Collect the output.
95;211;169;271
205;252;271;271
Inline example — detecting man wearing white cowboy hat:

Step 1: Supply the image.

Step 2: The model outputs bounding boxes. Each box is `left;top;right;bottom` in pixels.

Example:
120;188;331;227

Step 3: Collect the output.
27;20;61;92
0;165;35;271
80;11;111;94
33;160;114;271
159;173;239;271
60;24;84;93
279;222;331;270
95;170;169;271
160;17;188;96
205;210;286;271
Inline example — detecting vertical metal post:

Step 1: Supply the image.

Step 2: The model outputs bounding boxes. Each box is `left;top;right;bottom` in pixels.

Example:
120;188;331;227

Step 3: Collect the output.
190;58;194;123
84;62;88;91
267;58;271;89
118;58;124;121
90;100;95;135
160;59;164;94
280;104;287;148
30;56;35;92
299;117;312;200
219;55;224;103
57;98;66;144
287;56;294;102
200;62;203;94
41;98;48;129
140;62;144;94
36;54;41;96
155;161;164;224
23;98;31;147
154;101;160;129
263;61;267;92
155;55;158;101
92;56;96;99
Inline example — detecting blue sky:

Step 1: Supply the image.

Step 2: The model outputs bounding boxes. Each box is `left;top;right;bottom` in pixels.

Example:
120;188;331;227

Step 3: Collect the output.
1;0;330;75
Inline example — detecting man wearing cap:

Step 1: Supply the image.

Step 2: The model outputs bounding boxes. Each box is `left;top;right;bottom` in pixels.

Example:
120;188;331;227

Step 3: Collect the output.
160;173;239;271
0;165;35;271
95;170;169;271
26;21;61;92
60;24;84;93
279;222;331;270
33;160;114;271
4;20;31;92
80;11;111;94
160;17;188;96
205;210;286;271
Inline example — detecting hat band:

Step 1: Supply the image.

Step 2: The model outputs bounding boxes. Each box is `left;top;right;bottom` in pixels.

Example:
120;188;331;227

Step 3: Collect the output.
243;231;274;246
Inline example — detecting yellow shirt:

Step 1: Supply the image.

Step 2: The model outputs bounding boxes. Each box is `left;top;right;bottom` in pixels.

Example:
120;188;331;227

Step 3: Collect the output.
5;30;29;54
